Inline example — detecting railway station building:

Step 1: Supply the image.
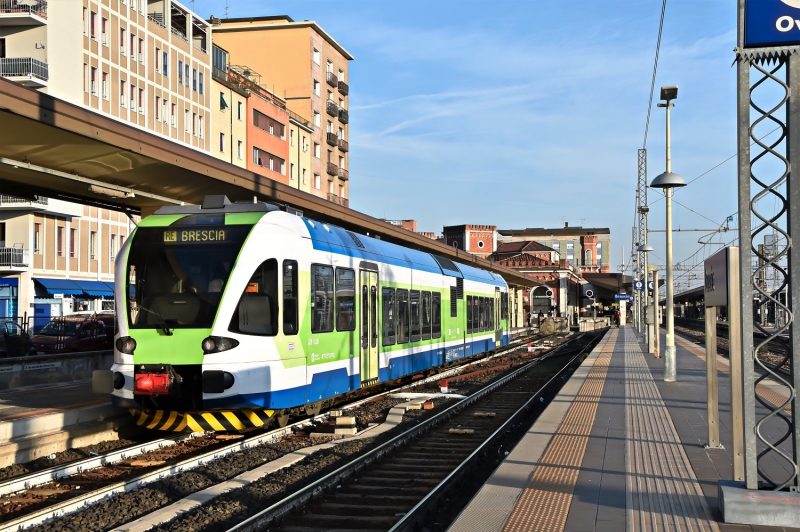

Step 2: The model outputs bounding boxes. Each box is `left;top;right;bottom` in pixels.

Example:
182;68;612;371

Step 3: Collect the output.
211;16;353;206
497;223;611;274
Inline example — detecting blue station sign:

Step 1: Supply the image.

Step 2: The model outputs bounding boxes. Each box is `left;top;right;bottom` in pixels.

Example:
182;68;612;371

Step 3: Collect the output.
745;0;800;48
614;294;634;302
633;280;644;291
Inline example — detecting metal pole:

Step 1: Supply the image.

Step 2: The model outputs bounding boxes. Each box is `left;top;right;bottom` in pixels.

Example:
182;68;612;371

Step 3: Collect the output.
728;246;745;481
653;269;660;358
736;5;758;487
664;101;677;382
705;305;721;448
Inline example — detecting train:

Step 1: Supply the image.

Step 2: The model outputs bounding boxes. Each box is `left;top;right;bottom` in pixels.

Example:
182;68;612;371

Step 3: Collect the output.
93;196;511;431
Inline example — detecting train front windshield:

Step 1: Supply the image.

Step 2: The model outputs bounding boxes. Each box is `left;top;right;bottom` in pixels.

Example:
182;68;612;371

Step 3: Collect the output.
126;224;252;329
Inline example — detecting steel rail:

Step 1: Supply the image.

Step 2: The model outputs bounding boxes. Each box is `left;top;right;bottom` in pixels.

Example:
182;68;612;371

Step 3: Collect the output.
225;334;593;532
3;331;551;531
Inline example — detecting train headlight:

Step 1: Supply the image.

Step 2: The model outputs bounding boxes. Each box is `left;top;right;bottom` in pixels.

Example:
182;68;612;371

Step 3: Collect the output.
115;336;136;354
201;336;239;354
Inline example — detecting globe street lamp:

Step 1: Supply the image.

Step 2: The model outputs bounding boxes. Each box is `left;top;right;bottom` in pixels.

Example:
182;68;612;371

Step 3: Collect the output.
651;85;686;382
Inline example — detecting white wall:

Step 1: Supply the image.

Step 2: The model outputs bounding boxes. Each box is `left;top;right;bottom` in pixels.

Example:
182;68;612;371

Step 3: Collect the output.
44;0;84;103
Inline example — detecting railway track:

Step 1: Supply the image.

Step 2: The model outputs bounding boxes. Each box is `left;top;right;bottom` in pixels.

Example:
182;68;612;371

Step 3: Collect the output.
1;330;569;531
673;317;790;376
224;331;604;532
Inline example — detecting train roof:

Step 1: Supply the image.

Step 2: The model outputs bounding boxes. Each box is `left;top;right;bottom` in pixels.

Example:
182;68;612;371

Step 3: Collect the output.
301;218;506;288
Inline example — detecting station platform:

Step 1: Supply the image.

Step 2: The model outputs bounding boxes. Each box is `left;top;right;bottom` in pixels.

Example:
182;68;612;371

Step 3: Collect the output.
0;381;123;467
449;327;800;532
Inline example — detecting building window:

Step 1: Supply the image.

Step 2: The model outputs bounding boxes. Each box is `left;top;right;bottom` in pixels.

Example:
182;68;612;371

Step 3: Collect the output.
237;140;242;160
339;68;345;82
120;28;126;54
56;226;63;256
219;132;225;152
290;129;294;146
326;59;333;73
33;223;41;253
69;229;76;258
312;48;320;65
198;115;204;138
185;109;190;132
290;163;295;180
313;111;320;127
83;63;88;92
83;7;87;34
90;231;97;259
171;103;176;127
130;34;135;58
184;63;189;86
90;67;97;94
163;51;168;76
302;168;307;184
314;143;320;158
110;234;117;260
597;242;603;262
102;71;108;99
253;147;286;174
90;11;96;39
178;60;183;84
192;112;197;135
314;173;320;189
138;87;144;112
192;68;197;91
155;47;160;71
585;249;592;265
237;101;242;120
155;96;160;120
101;18;108;45
199;72;204;94
252;109;286;139
139;38;144;62
313;80;320;96
129;84;136;109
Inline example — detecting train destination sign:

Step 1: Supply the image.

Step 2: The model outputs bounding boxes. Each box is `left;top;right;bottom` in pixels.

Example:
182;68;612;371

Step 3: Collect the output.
744;0;800;48
163;229;228;243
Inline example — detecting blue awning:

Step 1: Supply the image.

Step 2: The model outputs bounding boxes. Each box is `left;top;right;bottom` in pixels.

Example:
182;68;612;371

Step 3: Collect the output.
73;280;114;297
34;278;84;296
0;278;18;287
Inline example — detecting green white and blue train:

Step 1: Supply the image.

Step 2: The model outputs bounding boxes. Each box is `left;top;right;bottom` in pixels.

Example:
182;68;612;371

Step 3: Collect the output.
94;197;510;432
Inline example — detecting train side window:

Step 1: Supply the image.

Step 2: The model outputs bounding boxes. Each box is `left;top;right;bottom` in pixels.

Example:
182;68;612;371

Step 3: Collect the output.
483;298;489;331
283;260;298;335
478;297;485;332
229;258;278;336
382;287;396;345
397;289;409;344
421;291;431;340
502;292;509;320
336;268;356;331
410;290;421;342
371;285;378;348
432;292;441;338
311;264;334;333
361;283;368;348
490;299;495;330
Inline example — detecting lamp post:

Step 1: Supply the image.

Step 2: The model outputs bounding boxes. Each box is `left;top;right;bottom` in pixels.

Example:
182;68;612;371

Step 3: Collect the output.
637;241;654;350
651;85;687;382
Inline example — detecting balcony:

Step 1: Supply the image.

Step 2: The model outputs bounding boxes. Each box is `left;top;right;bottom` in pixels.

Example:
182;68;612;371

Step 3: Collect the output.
326;71;337;87
326;162;338;176
0;247;30;268
0;0;47;25
147;12;166;29
338;80;349;96
338;138;349;152
0;195;48;209
326;100;338;117
0;57;48;87
170;26;188;43
338;107;349;124
338;168;349;181
327;193;349;208
326;132;338;146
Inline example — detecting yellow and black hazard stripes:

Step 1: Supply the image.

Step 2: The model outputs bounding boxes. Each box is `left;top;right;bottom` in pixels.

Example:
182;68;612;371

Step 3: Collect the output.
128;408;275;432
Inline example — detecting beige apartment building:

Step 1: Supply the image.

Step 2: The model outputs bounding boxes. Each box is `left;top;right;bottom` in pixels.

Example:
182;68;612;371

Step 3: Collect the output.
212;15;353;205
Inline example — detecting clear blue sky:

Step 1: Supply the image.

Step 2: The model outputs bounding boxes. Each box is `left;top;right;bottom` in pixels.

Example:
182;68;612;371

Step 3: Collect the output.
194;0;742;284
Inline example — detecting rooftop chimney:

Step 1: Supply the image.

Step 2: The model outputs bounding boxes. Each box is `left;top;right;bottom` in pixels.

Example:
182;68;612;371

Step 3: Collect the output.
564;222;569;228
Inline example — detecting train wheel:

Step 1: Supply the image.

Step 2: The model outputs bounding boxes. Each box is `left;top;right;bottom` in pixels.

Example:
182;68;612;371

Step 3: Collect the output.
304;402;321;417
273;410;290;428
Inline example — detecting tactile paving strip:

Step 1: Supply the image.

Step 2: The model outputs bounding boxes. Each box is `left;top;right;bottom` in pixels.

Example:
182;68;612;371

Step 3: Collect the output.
500;330;616;532
624;329;719;531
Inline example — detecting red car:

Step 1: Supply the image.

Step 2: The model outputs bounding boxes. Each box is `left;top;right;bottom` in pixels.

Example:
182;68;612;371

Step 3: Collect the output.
32;317;108;354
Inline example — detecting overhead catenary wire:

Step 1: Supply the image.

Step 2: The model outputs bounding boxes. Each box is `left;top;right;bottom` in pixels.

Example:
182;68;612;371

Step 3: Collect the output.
642;0;668;150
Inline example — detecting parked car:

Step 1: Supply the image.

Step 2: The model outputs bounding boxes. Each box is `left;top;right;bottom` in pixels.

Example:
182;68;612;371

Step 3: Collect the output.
64;311;116;348
31;317;108;354
0;320;36;358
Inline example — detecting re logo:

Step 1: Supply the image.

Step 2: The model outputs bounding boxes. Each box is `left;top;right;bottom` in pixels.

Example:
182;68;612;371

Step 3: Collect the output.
163;230;177;242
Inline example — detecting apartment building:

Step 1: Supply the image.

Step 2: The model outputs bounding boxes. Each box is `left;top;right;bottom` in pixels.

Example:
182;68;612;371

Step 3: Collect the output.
211;15;353;206
211;45;247;168
0;197;132;320
0;0;212;150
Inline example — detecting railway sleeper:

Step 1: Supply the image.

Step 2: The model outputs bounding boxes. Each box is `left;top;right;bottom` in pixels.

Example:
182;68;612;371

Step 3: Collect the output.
350;475;442;488
280;512;400;529
313;501;414;516
343;484;431;496
326;492;422;504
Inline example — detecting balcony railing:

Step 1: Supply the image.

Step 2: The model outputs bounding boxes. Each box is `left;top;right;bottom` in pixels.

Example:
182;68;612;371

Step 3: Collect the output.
326;71;337;87
170;26;188;42
326;132;338;146
326;194;348;208
338;168;349;181
0;0;47;19
326;162;338;176
0;247;30;268
338;80;349;95
147;12;165;29
326;100;338;117
338;108;349;124
0;57;48;81
0;195;47;206
338;138;349;152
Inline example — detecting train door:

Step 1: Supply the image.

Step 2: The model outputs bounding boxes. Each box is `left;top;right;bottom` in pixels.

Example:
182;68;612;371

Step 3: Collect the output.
360;270;379;387
495;287;502;346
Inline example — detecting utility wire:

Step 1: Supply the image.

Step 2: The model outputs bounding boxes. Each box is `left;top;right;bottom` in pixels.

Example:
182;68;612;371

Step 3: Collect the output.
643;0;668;149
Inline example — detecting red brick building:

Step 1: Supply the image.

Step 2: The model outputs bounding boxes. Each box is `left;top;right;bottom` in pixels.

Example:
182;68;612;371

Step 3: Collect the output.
442;224;496;259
